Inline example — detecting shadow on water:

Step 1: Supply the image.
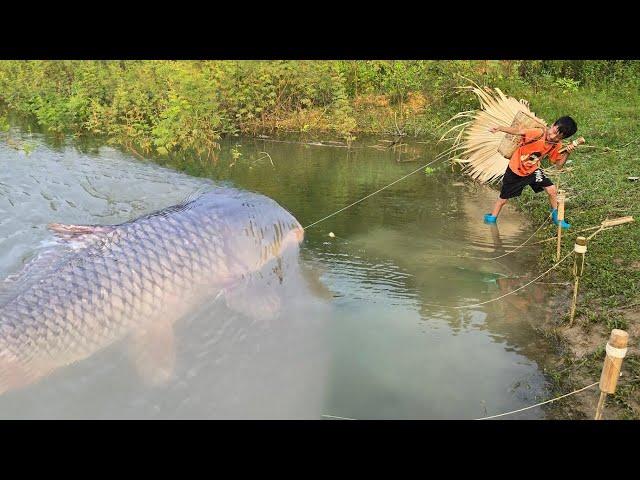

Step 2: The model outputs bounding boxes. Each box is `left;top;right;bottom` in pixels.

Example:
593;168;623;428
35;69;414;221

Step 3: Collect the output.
0;128;565;419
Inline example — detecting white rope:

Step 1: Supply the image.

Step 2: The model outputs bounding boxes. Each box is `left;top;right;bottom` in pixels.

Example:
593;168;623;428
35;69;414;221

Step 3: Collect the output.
605;343;628;359
303;158;443;230
321;414;357;420
475;382;599;420
531;225;601;245
322;381;600;420
423;250;573;310
574;243;587;253
587;226;606;240
529;217;631;246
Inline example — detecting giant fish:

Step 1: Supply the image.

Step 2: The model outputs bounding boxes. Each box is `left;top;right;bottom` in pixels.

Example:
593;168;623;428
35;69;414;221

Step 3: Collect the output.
0;188;305;395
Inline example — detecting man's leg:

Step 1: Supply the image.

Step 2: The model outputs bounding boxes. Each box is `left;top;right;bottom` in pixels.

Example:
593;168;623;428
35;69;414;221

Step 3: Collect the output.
491;197;508;217
544;184;558;210
485;167;522;223
544;184;570;229
484;197;507;223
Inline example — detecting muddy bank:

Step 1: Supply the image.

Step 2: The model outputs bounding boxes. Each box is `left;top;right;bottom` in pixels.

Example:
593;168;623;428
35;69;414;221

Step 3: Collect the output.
537;270;639;419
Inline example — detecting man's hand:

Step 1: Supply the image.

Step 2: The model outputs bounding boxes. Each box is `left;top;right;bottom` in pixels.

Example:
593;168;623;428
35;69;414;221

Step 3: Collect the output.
489;126;501;133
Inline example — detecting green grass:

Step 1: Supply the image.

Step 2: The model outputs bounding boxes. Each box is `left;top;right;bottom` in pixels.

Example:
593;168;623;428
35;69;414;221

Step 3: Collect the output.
526;86;639;306
507;85;640;419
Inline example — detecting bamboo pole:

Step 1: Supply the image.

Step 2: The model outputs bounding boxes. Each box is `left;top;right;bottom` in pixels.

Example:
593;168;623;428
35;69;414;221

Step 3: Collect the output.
556;192;566;261
594;329;629;420
601;216;634;228
569;236;587;327
594;392;606;420
557;136;586;154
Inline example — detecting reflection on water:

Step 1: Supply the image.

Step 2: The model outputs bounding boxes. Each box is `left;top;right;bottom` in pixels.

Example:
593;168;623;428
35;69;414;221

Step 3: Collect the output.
0;128;561;419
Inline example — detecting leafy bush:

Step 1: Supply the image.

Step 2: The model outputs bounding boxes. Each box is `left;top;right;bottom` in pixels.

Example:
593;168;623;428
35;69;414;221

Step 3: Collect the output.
0;60;638;151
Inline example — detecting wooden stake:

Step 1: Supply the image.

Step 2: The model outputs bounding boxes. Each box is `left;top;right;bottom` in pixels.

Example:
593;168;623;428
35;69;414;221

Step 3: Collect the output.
569;236;587;327
556;192;566;261
595;392;607;420
594;329;629;420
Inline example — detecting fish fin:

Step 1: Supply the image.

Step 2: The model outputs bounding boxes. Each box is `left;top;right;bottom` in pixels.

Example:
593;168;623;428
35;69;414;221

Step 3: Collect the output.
1;222;107;306
47;223;116;250
0;354;39;396
178;186;212;206
223;281;282;321
128;321;176;386
0;248;73;307
47;223;115;238
126;187;211;224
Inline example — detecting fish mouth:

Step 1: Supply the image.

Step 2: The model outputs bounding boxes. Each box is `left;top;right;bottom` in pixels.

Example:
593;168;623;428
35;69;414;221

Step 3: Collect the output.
294;226;305;243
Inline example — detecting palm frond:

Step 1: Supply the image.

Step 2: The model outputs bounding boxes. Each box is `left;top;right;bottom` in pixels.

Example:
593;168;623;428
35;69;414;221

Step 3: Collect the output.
440;86;545;184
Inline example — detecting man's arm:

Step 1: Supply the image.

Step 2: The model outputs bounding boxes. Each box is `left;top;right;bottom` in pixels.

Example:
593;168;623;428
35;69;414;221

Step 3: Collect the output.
553;143;576;169
555;154;568;168
489;125;528;135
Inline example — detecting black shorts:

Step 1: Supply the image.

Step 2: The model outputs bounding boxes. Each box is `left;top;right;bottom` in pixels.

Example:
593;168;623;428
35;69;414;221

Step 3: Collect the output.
500;167;554;199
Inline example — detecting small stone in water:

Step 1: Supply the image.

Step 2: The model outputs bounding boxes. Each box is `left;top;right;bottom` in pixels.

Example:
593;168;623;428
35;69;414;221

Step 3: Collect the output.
328;232;335;238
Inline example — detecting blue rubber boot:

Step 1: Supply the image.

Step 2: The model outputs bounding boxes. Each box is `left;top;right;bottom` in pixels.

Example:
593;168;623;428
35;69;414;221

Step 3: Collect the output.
484;213;497;224
551;208;571;229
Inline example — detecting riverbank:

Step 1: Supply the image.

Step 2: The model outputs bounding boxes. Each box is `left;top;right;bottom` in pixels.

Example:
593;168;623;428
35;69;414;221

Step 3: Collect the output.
500;86;640;419
0;60;637;418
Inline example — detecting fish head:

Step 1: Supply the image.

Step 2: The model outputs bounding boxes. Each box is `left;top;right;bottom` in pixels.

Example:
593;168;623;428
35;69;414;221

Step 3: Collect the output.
252;206;304;270
202;190;304;274
280;218;305;252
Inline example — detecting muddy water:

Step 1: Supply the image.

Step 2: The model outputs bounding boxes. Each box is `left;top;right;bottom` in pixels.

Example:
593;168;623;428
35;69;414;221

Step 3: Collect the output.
0;129;560;419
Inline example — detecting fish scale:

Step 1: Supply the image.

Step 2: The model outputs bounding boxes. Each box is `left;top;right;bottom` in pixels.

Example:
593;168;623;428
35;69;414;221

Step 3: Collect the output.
0;189;304;394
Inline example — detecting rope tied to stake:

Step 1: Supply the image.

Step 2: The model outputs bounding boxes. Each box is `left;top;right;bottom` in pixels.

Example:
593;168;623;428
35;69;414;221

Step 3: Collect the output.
475;381;600;420
321;380;601;420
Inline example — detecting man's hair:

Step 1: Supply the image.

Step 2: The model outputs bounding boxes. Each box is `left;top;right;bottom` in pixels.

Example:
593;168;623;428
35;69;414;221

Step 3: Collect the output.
553;116;577;138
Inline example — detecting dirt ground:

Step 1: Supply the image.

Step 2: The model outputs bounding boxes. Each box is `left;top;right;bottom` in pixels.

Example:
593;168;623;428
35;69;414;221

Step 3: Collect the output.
541;293;639;420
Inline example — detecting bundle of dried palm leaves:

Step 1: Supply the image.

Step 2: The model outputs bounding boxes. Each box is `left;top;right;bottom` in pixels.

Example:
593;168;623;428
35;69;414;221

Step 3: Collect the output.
437;83;547;184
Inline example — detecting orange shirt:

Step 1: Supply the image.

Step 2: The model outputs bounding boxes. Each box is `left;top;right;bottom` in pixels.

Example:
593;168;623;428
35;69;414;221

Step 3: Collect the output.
508;128;564;176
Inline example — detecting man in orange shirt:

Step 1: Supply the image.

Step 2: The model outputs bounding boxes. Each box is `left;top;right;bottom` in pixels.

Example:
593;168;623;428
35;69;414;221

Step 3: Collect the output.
484;116;578;228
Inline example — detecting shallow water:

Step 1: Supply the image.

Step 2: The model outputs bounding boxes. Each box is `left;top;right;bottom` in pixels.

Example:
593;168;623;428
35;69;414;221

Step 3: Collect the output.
0;129;560;419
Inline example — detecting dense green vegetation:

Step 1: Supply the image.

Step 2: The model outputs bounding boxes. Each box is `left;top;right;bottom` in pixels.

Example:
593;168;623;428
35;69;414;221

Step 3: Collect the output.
1;60;638;152
0;60;638;418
